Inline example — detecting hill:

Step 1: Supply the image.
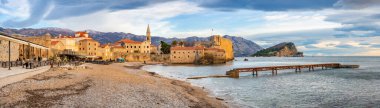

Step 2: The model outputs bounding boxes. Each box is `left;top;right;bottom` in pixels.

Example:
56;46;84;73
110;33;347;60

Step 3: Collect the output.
251;42;303;57
0;27;263;57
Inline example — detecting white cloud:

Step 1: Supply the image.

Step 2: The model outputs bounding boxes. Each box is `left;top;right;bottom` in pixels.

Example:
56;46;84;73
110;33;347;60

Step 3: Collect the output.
45;1;202;37
237;10;342;37
0;0;29;18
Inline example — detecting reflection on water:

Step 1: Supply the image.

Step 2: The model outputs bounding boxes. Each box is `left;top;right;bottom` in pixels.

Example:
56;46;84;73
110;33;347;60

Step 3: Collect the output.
142;57;380;107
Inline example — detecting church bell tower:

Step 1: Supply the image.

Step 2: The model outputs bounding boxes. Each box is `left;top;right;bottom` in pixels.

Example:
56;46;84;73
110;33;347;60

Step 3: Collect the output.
146;24;151;43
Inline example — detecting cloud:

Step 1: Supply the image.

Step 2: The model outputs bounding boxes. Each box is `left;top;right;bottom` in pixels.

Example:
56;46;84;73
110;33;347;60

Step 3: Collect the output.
324;0;380;38
194;0;339;11
46;1;202;37
1;0;173;28
334;0;380;9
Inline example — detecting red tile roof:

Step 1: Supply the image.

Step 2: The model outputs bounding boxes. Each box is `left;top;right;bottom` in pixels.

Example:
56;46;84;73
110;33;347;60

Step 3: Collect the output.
51;41;60;45
75;31;88;37
116;39;142;44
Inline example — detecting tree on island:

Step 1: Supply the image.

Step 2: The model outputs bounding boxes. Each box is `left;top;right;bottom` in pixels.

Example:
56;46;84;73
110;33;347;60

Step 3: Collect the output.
160;41;171;54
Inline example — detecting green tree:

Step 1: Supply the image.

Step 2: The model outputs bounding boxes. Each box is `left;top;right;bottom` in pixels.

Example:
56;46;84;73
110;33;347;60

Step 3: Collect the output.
178;41;185;46
160;41;171;54
171;40;178;46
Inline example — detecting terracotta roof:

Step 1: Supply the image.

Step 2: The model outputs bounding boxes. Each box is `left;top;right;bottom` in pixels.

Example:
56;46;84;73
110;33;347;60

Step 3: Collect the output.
116;39;142;44
75;31;88;37
51;41;60;45
171;46;205;50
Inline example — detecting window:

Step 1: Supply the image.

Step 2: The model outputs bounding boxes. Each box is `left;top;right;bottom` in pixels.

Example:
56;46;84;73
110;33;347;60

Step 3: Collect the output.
193;51;195;53
147;46;149;48
89;43;90;45
188;55;190;58
139;46;141;48
134;46;136;48
174;51;176;54
89;48;90;50
94;48;96;50
174;56;176;58
127;46;129;48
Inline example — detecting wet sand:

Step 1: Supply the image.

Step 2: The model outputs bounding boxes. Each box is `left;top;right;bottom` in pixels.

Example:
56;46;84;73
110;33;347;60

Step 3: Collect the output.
0;63;228;108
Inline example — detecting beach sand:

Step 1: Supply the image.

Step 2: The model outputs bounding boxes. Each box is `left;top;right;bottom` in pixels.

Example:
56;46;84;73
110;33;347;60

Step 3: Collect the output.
0;63;228;108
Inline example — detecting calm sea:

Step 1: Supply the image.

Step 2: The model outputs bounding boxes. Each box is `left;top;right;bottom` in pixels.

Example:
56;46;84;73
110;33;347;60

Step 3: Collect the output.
141;56;380;108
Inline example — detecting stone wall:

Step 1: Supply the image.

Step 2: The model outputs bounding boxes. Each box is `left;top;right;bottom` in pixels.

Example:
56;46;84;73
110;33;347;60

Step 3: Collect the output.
150;54;170;62
125;53;150;62
0;40;20;61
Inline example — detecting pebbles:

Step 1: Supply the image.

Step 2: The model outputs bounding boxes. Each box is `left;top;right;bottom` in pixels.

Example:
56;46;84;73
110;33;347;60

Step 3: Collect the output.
0;63;228;108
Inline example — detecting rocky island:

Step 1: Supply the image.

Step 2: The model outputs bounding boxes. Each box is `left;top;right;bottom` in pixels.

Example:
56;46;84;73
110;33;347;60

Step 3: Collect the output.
251;42;303;57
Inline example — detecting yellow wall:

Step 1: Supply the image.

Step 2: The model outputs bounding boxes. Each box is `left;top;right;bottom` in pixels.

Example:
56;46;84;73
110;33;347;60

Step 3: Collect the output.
211;35;234;61
78;39;99;56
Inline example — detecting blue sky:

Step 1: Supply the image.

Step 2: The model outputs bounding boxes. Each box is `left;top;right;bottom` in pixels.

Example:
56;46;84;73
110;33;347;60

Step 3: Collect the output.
1;0;380;56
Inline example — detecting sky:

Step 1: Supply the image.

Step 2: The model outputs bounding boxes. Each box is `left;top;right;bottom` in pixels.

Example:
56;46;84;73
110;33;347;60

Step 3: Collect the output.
0;0;380;56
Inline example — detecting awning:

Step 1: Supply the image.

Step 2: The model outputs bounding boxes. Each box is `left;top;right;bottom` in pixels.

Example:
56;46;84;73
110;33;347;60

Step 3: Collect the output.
0;34;49;49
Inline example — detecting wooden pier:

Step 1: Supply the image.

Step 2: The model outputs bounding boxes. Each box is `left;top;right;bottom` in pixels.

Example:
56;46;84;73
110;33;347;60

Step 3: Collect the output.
226;63;359;78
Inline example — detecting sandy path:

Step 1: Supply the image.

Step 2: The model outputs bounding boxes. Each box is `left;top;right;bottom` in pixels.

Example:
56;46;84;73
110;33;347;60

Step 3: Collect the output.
0;63;228;108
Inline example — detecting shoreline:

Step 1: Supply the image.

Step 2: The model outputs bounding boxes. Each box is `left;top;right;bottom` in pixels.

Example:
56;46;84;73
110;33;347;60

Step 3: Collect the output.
0;62;229;107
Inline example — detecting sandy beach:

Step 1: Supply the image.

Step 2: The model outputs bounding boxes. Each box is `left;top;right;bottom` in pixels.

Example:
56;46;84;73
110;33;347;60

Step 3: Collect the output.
0;63;228;108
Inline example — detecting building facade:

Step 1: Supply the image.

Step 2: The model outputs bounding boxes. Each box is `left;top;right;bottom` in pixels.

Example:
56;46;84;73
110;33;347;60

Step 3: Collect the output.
210;35;234;61
109;25;152;62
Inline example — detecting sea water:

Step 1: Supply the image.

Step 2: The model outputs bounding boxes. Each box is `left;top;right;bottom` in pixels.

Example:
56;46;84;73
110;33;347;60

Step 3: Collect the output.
141;56;380;108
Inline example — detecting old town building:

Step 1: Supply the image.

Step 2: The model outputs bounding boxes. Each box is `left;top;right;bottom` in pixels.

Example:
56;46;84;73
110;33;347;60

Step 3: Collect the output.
0;33;49;62
110;25;152;62
210;35;234;61
169;35;233;64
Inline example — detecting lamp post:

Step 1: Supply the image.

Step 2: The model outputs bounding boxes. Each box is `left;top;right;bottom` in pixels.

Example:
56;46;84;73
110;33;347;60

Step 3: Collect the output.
8;41;11;70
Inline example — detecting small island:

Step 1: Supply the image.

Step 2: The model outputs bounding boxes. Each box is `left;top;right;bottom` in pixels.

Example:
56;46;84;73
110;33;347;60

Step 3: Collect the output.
252;42;303;57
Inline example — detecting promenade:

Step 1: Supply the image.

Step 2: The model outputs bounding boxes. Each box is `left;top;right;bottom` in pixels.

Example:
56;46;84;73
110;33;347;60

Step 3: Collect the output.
0;66;50;88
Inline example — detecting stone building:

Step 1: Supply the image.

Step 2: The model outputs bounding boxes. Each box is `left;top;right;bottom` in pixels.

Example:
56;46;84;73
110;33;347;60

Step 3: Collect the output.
50;41;65;57
51;31;92;53
99;44;112;60
0;33;48;62
210;35;234;61
169;35;233;64
109;25;152;62
15;33;52;58
170;46;205;64
0;39;20;61
204;48;226;64
170;46;227;64
78;39;100;58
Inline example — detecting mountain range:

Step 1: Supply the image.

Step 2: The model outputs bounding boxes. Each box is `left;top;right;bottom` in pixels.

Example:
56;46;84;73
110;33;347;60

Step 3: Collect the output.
0;27;263;57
